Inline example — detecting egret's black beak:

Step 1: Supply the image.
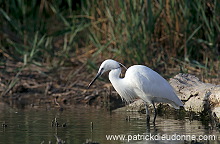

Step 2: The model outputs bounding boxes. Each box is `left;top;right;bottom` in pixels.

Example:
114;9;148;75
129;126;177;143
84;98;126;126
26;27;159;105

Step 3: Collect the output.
88;71;102;88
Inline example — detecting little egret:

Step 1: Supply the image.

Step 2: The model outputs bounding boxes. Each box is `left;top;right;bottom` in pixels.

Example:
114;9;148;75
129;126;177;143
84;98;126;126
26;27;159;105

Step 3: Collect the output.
88;59;183;123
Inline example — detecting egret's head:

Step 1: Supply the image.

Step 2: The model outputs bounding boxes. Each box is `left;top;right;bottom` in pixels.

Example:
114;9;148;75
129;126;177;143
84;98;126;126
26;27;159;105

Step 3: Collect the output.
98;59;120;74
88;59;126;88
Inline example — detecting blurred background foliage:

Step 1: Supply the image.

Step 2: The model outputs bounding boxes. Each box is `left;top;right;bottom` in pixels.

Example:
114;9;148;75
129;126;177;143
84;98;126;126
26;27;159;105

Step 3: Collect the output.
0;0;219;82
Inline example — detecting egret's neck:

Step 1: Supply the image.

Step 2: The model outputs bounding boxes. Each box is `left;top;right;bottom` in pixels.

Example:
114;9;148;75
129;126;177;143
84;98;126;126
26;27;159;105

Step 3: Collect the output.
108;67;135;103
109;68;122;84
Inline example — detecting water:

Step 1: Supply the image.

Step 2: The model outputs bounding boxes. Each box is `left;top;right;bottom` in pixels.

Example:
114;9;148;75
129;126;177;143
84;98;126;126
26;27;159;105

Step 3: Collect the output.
0;106;219;144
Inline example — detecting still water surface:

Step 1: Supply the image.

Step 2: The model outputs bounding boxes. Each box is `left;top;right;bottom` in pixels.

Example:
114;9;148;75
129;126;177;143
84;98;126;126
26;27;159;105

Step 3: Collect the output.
0;106;219;144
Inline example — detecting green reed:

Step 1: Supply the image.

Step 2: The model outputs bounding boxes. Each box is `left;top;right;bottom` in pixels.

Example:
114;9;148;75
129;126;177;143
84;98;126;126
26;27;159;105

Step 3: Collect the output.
82;0;219;77
0;0;219;80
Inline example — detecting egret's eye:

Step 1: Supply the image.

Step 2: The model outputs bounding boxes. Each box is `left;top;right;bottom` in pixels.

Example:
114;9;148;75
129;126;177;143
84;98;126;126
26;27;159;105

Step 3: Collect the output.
100;68;104;73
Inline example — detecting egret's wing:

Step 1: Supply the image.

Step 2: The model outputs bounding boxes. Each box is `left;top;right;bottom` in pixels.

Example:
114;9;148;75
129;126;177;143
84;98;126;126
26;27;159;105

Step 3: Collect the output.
127;66;183;108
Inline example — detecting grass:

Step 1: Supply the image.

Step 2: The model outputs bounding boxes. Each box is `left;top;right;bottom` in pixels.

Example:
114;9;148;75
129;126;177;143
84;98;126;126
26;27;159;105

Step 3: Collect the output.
81;0;219;81
0;0;219;90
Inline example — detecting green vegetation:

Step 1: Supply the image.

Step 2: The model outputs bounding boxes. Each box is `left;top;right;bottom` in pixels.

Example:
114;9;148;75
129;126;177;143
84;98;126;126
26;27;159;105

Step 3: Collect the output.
0;0;219;82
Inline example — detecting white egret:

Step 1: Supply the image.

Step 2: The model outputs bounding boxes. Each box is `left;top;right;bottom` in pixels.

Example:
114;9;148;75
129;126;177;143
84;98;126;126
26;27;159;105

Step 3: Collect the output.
88;59;183;123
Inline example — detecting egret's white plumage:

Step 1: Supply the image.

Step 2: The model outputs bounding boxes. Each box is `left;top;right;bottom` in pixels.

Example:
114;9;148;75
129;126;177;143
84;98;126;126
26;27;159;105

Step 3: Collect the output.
88;59;184;123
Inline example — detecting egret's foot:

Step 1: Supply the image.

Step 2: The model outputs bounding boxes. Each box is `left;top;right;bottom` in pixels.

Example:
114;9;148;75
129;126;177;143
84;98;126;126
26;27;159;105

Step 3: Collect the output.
146;115;150;124
152;118;156;125
152;113;157;124
152;102;157;125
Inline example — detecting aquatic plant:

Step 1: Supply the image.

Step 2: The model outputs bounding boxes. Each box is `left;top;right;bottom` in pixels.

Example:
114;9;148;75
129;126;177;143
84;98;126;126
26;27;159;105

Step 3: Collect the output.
0;0;219;91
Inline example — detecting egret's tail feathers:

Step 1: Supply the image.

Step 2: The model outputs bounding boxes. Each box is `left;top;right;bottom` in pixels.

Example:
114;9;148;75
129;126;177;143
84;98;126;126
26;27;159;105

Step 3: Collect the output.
170;100;184;109
151;96;184;109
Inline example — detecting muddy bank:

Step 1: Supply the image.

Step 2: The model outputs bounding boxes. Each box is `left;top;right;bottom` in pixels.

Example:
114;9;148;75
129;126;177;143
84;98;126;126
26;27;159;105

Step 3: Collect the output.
0;61;124;110
1;61;220;127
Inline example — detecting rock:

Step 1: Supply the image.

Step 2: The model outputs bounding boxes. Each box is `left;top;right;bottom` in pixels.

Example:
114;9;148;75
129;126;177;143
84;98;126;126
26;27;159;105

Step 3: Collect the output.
170;73;220;122
114;73;220;123
115;99;145;112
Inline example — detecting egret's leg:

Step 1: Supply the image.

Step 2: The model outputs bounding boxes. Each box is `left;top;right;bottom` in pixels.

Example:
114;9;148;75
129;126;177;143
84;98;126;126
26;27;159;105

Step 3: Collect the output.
152;102;157;124
145;103;150;123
